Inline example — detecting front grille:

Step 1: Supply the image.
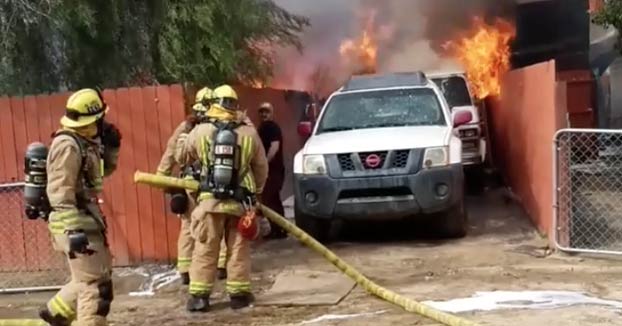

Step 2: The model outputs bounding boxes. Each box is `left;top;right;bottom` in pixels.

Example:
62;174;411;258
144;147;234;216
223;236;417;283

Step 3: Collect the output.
338;154;355;171
391;150;410;168
358;151;388;170
337;150;411;171
339;187;412;199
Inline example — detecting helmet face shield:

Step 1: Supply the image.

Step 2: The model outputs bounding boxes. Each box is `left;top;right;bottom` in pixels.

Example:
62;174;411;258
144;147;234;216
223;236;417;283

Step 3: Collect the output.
215;97;240;111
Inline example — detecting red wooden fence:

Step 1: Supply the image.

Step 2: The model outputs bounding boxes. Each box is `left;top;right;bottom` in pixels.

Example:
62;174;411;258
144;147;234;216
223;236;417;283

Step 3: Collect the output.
0;84;308;272
0;85;187;270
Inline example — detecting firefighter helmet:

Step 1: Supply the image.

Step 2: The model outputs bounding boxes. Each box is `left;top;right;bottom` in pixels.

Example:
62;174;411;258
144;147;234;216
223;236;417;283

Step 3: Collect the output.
193;87;213;112
60;89;108;128
212;85;240;112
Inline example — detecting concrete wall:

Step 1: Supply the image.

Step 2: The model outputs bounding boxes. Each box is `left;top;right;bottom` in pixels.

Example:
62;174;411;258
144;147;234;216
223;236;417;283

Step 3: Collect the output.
488;60;567;235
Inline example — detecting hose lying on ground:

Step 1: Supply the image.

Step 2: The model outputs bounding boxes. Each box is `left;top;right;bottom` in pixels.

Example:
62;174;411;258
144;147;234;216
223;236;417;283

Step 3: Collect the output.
133;171;480;326
0;320;46;326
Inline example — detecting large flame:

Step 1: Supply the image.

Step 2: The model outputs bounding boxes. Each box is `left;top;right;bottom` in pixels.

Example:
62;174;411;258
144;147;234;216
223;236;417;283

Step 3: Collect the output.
442;17;516;100
339;10;380;75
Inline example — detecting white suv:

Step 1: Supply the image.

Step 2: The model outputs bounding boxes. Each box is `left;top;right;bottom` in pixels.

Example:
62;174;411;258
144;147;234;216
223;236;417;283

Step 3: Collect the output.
294;72;473;242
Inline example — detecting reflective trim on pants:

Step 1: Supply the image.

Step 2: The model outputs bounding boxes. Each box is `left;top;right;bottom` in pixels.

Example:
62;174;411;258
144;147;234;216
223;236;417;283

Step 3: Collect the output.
226;281;251;295
177;257;192;269
189;281;212;296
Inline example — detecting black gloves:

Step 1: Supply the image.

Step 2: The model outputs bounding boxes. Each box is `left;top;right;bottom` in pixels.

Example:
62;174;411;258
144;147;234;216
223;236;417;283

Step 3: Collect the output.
100;121;122;148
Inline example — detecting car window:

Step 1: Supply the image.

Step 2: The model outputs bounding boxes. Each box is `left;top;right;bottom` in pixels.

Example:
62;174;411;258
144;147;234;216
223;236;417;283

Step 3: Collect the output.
432;76;472;108
316;88;446;134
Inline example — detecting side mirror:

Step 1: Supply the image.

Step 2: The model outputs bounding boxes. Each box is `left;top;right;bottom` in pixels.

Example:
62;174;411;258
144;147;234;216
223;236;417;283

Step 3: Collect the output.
297;121;313;138
453;111;473;128
305;104;319;122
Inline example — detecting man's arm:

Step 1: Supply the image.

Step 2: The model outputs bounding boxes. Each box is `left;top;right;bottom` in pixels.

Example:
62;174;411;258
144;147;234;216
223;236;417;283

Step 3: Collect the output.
250;132;269;195
157;121;188;176
267;141;280;162
265;123;282;162
177;127;199;168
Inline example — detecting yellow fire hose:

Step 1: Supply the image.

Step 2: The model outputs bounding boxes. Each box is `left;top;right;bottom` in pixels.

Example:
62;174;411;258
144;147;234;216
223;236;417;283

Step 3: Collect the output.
133;171;480;326
0;321;46;326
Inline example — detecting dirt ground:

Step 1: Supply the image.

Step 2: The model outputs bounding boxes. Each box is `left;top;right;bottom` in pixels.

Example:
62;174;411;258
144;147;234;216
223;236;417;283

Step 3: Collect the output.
3;185;622;325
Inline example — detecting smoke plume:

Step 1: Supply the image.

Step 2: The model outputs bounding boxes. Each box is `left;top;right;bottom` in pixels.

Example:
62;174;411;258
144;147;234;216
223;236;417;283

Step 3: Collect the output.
271;0;515;97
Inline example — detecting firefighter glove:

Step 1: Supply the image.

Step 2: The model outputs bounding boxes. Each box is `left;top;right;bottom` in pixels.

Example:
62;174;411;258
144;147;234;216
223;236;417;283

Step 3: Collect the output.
101;121;122;148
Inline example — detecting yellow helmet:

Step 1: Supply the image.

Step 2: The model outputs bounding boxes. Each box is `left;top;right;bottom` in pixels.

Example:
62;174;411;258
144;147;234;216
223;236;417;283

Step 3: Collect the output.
193;87;213;112
60;88;108;128
211;85;240;112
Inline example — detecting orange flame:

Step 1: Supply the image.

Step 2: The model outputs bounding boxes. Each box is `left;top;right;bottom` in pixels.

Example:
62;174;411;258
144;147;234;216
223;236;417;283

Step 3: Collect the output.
443;17;516;100
339;10;379;75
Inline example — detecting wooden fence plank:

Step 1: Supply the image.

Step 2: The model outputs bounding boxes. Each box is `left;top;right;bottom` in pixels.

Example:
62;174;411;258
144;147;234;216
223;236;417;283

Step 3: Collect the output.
2;97;27;271
22;95;42;270
155;86;181;261
142;86;170;262
33;95;58;271
115;88;142;264
129;87;155;262
101;89;131;266
168;85;186;260
0;97;19;183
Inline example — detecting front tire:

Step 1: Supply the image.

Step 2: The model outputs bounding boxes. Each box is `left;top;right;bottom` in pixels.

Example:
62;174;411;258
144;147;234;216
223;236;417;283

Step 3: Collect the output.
437;200;468;239
294;202;331;243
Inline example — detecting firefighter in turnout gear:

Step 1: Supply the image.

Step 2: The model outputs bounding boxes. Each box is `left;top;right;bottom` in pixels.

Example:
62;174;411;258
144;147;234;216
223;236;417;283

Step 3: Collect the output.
176;84;268;312
39;88;121;326
156;86;216;285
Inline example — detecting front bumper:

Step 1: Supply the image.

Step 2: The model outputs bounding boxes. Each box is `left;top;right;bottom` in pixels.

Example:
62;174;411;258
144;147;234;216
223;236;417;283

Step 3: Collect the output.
294;163;464;221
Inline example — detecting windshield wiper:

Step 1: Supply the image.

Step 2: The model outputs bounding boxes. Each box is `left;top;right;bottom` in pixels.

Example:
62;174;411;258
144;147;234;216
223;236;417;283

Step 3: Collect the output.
320;127;356;132
368;123;409;128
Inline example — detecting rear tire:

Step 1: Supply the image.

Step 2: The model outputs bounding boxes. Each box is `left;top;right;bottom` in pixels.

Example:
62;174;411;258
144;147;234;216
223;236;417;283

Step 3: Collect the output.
437;200;468;239
294;202;331;243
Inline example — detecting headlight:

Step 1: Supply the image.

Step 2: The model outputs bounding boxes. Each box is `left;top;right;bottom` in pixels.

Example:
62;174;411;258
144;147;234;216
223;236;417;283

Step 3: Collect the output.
303;155;327;175
423;147;449;168
460;128;478;138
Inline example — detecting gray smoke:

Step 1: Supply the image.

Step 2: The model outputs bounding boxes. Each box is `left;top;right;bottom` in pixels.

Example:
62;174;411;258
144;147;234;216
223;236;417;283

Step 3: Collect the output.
271;0;515;96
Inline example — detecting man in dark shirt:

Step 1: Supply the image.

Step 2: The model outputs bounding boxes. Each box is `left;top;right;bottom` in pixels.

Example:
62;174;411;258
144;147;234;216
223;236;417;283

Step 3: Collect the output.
257;102;287;239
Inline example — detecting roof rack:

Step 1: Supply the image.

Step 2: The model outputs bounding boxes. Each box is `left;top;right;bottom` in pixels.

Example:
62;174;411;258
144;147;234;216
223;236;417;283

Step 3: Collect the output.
341;72;428;92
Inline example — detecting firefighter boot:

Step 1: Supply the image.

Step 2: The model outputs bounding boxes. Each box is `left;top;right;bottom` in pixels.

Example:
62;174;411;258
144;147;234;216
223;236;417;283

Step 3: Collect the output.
180;272;190;285
186;294;210;313
230;293;254;310
39;308;71;326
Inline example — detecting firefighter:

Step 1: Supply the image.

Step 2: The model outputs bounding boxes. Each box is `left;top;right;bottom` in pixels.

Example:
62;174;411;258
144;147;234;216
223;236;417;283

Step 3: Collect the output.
39;88;121;326
176;84;268;312
155;86;217;285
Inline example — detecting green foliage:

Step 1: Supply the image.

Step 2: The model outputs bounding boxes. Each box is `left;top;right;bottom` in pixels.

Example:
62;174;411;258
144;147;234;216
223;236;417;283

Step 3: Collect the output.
0;0;309;96
593;0;622;53
594;0;622;29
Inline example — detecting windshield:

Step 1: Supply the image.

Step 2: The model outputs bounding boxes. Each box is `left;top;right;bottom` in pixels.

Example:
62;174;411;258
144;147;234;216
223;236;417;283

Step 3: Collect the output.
316;88;446;134
432;76;472;108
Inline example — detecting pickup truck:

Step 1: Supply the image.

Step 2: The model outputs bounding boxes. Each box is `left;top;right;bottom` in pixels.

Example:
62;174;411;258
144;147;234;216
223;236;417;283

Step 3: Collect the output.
427;70;487;169
294;72;473;242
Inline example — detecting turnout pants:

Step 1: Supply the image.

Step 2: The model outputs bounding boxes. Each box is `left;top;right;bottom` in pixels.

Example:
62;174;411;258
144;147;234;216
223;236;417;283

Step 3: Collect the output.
188;205;251;297
177;216;194;273
47;232;113;326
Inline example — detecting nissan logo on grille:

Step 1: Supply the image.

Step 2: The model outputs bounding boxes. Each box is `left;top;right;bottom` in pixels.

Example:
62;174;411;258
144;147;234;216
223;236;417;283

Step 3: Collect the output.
365;154;382;168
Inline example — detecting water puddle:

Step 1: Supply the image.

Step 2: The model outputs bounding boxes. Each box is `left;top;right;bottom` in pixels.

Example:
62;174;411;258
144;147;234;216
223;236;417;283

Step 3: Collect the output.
422;291;622;313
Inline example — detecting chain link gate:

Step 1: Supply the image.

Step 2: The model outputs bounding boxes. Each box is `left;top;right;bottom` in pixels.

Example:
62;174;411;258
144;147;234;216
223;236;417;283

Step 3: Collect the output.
0;182;67;292
554;129;622;255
